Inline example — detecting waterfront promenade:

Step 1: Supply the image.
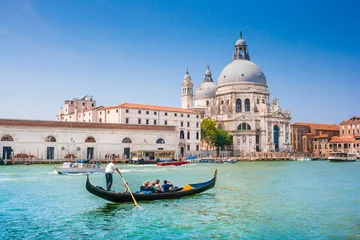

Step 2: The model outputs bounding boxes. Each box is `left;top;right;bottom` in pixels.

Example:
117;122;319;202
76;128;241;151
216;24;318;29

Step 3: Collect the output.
1;152;309;165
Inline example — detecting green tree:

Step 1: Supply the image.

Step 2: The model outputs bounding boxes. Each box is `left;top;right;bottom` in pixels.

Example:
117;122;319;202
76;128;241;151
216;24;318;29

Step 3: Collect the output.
211;129;232;157
200;118;217;155
201;118;232;157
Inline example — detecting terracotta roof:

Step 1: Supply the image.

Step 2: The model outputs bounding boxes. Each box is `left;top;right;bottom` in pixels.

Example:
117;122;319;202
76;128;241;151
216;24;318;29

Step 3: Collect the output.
100;104;122;111
0;119;175;131
329;136;355;143
340;116;360;125
291;122;339;131
313;134;329;139
102;102;199;114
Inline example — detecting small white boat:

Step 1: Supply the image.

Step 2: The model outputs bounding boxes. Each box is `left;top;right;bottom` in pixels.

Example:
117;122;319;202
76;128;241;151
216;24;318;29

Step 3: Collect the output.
328;152;357;162
54;161;105;174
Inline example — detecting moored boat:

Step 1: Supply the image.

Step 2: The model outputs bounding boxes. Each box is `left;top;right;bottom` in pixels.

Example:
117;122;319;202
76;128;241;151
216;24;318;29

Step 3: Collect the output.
54;161;105;174
86;169;217;203
328;152;357;162
156;161;189;166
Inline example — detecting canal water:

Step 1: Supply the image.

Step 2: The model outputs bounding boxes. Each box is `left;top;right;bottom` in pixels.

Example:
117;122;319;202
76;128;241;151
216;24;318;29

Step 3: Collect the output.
1;161;359;239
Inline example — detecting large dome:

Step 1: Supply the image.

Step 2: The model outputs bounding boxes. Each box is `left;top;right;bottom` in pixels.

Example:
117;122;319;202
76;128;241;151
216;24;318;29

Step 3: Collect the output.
195;81;217;100
217;59;267;86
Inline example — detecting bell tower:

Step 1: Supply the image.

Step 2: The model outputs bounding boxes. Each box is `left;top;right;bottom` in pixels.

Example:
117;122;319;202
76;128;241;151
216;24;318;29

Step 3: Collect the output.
181;69;194;109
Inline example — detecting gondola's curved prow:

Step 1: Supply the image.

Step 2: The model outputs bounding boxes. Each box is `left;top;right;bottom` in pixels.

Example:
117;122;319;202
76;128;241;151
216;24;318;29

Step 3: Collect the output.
86;169;217;203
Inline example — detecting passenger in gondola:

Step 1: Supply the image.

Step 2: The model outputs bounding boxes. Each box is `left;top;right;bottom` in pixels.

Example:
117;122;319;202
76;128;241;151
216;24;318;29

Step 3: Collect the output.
140;181;155;193
154;179;163;192
162;180;174;192
140;181;149;191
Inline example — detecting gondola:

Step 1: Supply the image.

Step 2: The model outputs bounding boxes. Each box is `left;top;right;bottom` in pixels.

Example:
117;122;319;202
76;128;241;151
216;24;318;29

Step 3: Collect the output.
86;169;217;203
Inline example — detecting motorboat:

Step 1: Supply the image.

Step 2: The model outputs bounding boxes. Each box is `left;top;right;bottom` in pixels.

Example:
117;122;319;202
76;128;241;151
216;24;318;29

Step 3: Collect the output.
328;152;357;162
54;161;105;174
156;161;189;166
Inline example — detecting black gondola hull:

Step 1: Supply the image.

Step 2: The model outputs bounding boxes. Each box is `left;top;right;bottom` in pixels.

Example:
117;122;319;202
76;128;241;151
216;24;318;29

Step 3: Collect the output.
86;170;217;203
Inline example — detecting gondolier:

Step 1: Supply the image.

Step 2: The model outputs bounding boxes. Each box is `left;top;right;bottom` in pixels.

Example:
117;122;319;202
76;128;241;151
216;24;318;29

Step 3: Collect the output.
105;159;121;191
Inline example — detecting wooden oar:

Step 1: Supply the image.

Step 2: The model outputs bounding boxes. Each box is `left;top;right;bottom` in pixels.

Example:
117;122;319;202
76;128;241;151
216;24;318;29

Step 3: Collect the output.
119;173;139;207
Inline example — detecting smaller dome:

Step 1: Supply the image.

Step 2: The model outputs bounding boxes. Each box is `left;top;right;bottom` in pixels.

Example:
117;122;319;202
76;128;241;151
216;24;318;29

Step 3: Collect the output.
235;38;246;46
183;70;191;82
195;81;217;100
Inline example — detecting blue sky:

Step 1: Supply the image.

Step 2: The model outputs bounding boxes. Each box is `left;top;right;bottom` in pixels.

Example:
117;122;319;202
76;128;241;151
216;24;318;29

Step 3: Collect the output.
0;0;359;124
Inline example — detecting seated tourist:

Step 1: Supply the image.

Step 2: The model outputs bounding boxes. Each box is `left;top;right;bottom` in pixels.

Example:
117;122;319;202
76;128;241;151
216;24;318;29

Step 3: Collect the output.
140;181;150;191
162;180;174;192
150;182;157;192
140;180;155;193
154;179;163;192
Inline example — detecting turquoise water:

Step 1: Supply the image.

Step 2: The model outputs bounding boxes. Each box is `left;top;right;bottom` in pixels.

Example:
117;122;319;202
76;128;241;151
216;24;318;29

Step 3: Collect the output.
1;161;360;239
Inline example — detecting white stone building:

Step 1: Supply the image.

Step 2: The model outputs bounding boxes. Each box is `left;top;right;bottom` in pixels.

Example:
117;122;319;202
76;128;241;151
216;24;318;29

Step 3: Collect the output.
57;101;202;157
0;119;177;160
183;33;292;154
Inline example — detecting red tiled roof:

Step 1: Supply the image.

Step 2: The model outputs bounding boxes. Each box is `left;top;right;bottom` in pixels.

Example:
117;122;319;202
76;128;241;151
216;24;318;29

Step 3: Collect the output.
101;102;198;114
0;119;175;131
313;134;329;139
340;116;360;125
291;122;339;131
329;136;355;143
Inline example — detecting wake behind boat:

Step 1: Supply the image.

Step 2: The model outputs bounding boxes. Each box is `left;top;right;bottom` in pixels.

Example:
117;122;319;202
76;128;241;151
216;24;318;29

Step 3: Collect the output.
54;161;105;174
86;169;217;203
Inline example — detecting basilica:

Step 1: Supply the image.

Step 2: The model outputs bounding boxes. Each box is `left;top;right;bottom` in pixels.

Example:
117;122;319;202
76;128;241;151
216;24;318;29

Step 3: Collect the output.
182;33;292;154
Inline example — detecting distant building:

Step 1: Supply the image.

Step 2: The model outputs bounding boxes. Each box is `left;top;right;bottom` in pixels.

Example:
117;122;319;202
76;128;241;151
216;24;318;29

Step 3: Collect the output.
290;122;339;154
328;116;360;154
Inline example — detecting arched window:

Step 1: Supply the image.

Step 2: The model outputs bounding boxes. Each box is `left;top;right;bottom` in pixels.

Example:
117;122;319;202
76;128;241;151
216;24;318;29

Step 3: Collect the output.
206;101;209;106
236;99;242;112
274;125;279;151
156;138;165;144
122;138;132;143
99;118;102;123
237;123;251;131
180;130;185;139
187;131;190;139
45;136;56;142
245;98;250;112
218;123;223;130
85;137;96;143
196;132;199;140
1;135;14;141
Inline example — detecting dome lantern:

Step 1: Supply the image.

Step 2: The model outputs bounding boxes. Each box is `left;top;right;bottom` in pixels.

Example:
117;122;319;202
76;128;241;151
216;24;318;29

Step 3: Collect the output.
233;31;250;61
204;65;213;82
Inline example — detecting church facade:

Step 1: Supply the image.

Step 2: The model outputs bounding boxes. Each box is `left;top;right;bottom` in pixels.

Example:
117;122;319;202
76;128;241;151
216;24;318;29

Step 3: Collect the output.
182;33;292;154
